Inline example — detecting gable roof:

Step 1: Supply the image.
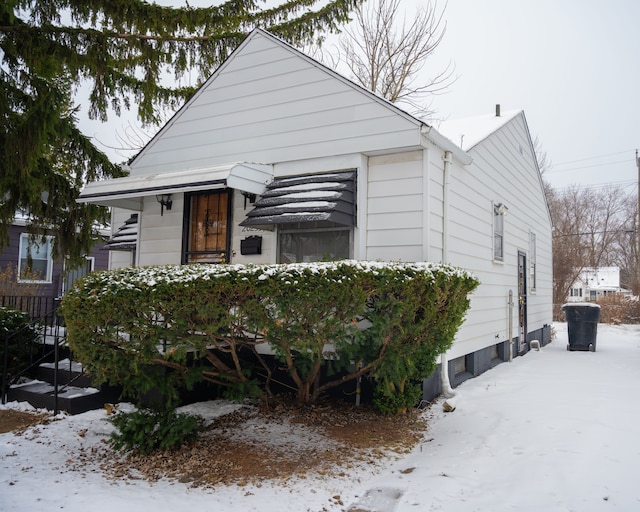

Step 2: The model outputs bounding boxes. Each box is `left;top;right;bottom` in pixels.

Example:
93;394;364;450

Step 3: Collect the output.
579;267;622;290
128;28;469;173
436;109;522;151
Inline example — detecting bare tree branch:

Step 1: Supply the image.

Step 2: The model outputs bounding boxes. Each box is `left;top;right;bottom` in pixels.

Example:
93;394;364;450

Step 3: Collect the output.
546;183;638;312
322;0;456;119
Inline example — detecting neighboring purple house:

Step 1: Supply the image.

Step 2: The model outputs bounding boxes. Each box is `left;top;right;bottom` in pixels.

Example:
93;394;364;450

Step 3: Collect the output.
0;214;109;316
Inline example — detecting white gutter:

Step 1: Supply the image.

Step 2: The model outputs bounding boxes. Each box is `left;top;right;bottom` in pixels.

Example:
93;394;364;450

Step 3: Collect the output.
440;150;456;399
421;125;472;166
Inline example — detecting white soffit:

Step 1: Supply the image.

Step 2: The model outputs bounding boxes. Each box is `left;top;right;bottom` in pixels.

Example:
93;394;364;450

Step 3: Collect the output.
77;163;274;210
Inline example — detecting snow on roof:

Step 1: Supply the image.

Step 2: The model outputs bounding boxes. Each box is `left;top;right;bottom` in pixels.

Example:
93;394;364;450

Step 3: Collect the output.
579;267;621;290
435;109;522;151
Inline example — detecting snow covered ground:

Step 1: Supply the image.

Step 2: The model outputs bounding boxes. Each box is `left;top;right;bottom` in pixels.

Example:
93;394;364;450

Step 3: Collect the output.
2;322;640;512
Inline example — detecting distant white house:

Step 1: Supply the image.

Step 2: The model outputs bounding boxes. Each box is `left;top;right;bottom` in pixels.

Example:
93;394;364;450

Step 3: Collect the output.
77;28;553;399
567;266;632;302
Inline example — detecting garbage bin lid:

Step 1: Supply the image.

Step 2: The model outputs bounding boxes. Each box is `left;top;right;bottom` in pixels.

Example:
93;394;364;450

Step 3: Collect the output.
561;302;601;310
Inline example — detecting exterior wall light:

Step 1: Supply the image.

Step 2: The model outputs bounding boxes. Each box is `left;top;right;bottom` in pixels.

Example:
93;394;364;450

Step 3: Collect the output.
495;202;508;216
156;194;173;216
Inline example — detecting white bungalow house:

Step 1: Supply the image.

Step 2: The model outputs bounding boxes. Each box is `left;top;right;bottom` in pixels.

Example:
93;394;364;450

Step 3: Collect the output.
567;266;632;302
78;28;552;399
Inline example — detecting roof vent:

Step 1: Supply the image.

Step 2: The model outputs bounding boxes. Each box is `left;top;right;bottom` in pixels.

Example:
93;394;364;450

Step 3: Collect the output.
495;104;501;117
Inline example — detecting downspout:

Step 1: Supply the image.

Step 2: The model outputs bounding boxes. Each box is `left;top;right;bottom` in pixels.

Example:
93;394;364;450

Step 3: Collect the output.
508;290;514;362
440;150;456;399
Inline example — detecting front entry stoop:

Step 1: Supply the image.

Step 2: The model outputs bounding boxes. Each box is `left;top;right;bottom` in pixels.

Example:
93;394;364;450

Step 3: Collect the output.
7;360;120;415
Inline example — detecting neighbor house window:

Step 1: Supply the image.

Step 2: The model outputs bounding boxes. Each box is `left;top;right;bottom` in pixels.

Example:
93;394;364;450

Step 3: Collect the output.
278;223;351;263
183;190;231;264
493;203;505;261
18;234;54;283
529;232;537;291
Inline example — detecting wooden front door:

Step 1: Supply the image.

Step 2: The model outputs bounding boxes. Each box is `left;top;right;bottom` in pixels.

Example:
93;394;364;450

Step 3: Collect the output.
183;190;231;264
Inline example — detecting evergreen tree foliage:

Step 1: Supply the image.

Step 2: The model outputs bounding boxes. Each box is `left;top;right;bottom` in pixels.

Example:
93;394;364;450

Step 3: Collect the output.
0;0;363;265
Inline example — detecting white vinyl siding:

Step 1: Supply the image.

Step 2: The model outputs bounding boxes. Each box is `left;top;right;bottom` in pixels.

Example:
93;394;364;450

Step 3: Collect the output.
136;195;185;266
130;32;422;176
445;113;552;358
366;151;425;261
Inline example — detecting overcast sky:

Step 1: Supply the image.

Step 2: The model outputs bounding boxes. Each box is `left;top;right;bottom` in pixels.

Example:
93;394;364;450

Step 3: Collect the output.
413;0;639;193
83;0;639;195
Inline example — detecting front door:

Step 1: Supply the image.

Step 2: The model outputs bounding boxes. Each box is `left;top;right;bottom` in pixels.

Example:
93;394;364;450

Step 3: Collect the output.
183;190;232;264
518;251;527;351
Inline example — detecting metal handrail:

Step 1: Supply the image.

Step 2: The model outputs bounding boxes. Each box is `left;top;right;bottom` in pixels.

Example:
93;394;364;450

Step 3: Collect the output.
1;300;66;415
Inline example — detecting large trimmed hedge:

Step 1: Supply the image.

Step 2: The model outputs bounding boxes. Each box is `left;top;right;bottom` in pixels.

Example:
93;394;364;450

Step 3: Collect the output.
61;261;478;413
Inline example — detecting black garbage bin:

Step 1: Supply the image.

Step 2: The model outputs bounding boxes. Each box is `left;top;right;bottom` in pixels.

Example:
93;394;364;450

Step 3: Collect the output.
561;303;601;352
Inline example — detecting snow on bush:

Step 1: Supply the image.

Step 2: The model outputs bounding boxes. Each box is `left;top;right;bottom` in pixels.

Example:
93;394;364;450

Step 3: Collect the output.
61;261;478;414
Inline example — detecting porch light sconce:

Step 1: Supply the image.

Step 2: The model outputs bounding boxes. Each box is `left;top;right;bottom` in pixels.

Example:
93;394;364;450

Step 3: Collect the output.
241;191;257;209
156;194;173;216
494;202;508;216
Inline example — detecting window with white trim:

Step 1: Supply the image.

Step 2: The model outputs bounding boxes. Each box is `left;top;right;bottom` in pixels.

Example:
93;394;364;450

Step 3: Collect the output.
18;234;54;283
493;203;505;261
529;232;537;291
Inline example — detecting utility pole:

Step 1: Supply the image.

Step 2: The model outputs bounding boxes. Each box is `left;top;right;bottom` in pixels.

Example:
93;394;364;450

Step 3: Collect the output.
637;150;640;296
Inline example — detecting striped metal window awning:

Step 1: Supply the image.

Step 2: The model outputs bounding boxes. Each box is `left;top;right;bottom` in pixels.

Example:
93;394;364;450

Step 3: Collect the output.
103;214;138;251
240;170;356;228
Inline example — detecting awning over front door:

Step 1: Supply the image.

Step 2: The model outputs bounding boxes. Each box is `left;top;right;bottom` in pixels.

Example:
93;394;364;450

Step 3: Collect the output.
240;170;356;228
77;162;273;210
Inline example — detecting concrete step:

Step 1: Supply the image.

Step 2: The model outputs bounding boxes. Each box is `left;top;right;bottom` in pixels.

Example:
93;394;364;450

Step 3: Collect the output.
37;359;94;388
7;380;119;415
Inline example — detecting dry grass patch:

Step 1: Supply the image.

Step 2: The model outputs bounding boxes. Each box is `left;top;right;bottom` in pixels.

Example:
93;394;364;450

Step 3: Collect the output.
91;399;427;488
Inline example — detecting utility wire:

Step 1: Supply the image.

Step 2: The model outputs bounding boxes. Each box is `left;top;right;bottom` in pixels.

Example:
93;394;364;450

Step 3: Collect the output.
548;180;636;193
553;229;637;238
551;150;635;168
548;159;631;174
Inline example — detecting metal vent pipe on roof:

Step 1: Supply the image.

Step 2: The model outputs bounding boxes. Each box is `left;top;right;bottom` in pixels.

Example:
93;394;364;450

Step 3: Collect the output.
496;104;501;117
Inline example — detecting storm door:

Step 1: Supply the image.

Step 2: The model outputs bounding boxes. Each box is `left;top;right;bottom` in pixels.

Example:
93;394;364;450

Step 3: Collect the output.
183;190;231;264
518;251;528;351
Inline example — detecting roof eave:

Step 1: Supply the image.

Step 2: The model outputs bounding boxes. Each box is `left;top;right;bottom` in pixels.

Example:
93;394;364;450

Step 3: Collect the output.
420;124;473;165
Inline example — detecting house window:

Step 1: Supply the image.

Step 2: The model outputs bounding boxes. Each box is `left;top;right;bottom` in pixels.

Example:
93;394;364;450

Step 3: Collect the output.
529;232;537;291
183;190;231;264
18;234;54;283
278;223;351;263
493;203;505;261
